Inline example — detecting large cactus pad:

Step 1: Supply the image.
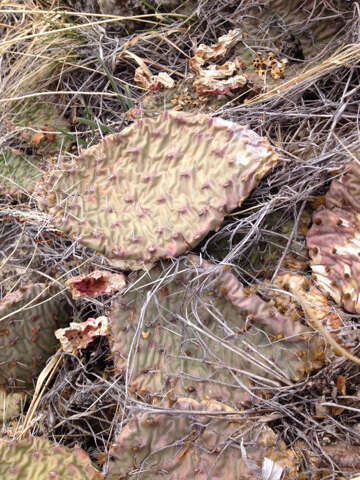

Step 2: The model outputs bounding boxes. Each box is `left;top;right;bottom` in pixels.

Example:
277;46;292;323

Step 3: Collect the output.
106;397;298;479
35;110;278;270
109;256;320;406
0;284;69;390
307;161;360;313
0;437;100;479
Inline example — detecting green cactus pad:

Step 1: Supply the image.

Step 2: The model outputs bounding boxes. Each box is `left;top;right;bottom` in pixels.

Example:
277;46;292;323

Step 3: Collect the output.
0;437;101;479
11;100;72;157
1;100;72;198
0;150;42;197
35;110;278;270
109;256;319;406
307;161;360;313
106;397;298;479
0;284;70;390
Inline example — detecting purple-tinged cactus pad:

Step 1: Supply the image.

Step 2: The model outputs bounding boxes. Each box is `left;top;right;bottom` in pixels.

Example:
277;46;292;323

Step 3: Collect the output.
307;162;360;313
109;256;320;406
0;437;101;479
0;284;69;390
106;397;298;480
35;110;278;270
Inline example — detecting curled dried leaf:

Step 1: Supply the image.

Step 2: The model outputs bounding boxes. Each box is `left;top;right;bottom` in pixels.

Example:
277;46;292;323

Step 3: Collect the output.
190;30;248;101
30;131;45;145
189;30;239;75
55;316;110;353
134;66;175;91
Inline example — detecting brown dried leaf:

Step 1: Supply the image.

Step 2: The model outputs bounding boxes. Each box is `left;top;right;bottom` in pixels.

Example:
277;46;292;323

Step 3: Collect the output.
190;30;248;101
336;375;346;395
43;126;56;142
55;316;110;353
189;30;239;75
134;66;174;91
30;131;45;145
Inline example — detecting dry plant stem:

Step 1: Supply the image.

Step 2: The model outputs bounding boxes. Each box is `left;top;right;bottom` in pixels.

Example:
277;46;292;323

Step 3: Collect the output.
298;297;360;366
19;351;63;437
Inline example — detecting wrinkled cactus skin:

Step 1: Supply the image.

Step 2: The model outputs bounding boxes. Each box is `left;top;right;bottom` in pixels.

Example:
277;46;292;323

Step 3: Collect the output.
106;397;298;480
307;162;360;313
0;437;101;479
109;255;320;406
0;284;69;390
35;110;278;270
0;152;41;198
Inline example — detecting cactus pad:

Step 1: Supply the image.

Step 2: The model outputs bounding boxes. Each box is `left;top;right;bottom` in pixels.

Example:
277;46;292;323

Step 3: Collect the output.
307;162;360;313
55;316;110;353
0;151;42;197
35;110;278;270
0;284;69;390
0;437;101;479
1;100;72;198
107;397;298;479
109;256;320;406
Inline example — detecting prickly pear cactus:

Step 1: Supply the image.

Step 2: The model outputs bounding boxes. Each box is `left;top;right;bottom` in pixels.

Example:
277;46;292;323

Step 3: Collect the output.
307;161;360;313
109;255;321;406
1;100;71;198
0;284;69;390
0;437;101;479
35;110;278;270
0;151;42;197
106;397;298;479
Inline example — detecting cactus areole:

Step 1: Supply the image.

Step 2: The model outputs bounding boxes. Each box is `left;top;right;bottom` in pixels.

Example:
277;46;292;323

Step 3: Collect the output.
36;111;278;270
